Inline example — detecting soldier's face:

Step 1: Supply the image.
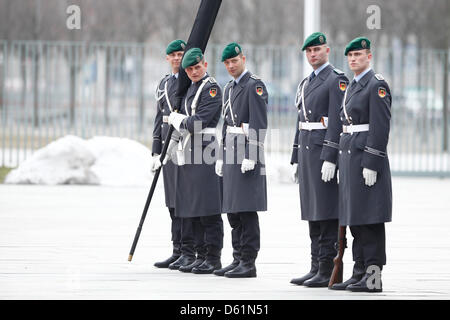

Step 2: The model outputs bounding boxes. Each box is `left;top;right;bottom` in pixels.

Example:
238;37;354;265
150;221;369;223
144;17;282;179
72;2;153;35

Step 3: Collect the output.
185;60;208;83
166;51;184;73
223;54;246;79
347;50;372;75
305;45;329;69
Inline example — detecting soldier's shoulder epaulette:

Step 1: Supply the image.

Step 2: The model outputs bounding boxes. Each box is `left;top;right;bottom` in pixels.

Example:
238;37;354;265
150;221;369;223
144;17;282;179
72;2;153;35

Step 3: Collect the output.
160;73;171;83
157;74;170;89
250;74;261;81
374;73;385;81
300;76;308;85
207;76;217;84
333;68;345;75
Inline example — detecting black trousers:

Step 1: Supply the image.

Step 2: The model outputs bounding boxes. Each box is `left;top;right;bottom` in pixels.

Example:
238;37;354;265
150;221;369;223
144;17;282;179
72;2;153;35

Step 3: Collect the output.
227;211;260;261
308;219;338;263
350;223;386;270
169;207;182;255
180;215;223;261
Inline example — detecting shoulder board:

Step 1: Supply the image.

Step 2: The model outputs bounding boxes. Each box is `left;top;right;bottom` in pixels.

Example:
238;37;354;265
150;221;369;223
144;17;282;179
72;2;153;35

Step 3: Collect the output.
159;74;170;85
207;77;217;84
333;68;344;75
250;74;261;81
374;74;385;81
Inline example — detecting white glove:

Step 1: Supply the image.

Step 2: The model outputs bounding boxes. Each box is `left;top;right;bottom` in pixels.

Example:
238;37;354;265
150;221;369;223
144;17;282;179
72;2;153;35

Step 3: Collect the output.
168;112;187;132
215;160;223;177
291;164;298;184
321;161;336;183
362;168;377;186
151;154;162;173
241;159;256;173
162;139;178;165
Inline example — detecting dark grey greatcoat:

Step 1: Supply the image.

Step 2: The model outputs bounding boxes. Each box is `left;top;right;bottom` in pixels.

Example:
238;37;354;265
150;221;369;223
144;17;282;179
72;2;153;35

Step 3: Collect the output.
338;69;392;226
290;64;349;221
174;74;223;218
220;71;268;213
152;74;177;208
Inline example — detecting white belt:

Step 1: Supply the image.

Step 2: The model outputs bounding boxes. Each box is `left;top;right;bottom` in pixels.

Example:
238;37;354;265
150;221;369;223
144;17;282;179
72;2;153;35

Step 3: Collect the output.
198;127;216;134
226;126;245;134
226;123;249;135
163;115;169;123
342;124;369;134
299;121;327;131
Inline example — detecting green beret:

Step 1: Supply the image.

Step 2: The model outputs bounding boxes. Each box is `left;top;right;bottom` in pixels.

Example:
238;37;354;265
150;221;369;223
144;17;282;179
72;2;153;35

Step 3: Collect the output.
301;32;327;51
221;42;242;62
166;39;186;55
344;37;371;56
182;47;204;69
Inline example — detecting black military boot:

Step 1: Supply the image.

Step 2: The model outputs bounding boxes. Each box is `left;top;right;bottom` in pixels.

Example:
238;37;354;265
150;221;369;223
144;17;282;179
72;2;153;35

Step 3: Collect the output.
179;258;204;273
213;259;240;276
290;259;319;285
168;255;195;270
192;259;222;274
154;254;180;268
303;260;334;287
346;270;383;293
154;243;181;268
224;259;257;278
329;261;365;290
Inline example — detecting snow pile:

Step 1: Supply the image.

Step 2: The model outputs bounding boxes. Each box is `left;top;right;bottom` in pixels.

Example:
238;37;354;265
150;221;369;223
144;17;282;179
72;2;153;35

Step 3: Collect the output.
4;135;294;187
5;135;153;186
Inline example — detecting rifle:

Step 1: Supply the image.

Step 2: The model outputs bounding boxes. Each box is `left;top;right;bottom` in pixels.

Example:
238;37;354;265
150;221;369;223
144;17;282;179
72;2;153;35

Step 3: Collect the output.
328;226;347;287
128;0;222;262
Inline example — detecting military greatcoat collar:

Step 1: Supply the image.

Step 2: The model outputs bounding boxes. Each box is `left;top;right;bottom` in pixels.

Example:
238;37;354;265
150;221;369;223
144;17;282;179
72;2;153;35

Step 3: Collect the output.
303;63;333;99
231;71;252;104
346;69;375;104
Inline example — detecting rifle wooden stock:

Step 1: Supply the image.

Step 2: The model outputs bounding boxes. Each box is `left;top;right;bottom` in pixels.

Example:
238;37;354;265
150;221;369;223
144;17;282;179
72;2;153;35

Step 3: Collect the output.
328;226;347;287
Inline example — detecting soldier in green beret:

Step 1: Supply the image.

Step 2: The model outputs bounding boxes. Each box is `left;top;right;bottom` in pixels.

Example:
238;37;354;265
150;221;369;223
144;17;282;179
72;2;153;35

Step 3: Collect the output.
167;48;224;274
331;37;392;292
151;39;191;269
290;32;349;287
214;42;268;278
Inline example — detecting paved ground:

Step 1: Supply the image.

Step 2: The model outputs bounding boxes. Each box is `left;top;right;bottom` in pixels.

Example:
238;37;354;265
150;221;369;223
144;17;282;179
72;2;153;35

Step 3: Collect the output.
1;177;450;300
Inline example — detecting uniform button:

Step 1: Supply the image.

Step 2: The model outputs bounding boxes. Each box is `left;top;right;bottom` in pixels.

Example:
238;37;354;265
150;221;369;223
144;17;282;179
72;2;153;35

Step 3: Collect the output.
224;147;226;150
306;146;309;150
348;150;351;154
161;124;164;127
340;117;343;121
189;148;192;152
340;133;343;136
339;150;342;154
308;110;312;114
162;140;165;144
